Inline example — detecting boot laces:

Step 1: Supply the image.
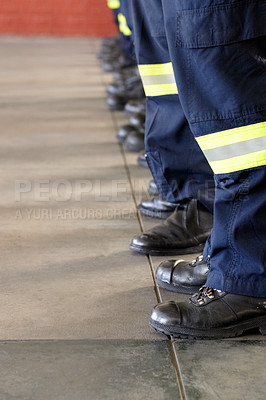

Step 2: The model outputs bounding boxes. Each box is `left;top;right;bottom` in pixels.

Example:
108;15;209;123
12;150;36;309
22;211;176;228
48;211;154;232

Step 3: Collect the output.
192;286;217;305
190;255;204;266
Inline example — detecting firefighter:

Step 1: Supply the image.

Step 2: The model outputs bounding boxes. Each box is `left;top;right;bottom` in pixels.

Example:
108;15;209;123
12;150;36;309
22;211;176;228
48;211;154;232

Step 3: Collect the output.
130;0;266;339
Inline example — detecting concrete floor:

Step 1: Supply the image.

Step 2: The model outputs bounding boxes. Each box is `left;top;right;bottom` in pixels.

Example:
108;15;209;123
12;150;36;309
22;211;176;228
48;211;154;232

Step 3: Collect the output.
0;36;265;400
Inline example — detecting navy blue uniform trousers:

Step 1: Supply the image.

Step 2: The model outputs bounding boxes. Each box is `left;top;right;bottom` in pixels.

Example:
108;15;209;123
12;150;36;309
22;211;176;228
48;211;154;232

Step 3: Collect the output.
131;1;215;211
107;0;135;62
130;0;266;297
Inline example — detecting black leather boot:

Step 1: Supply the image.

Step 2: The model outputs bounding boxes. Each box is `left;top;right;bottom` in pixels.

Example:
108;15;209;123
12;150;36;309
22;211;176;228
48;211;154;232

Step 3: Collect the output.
155;255;209;293
102;53;137;72
137;151;148;168
98;35;120;59
124;130;145;153
107;75;143;96
117;124;137;143
149;286;266;339
113;66;139;82
100;46;122;62
148;180;159;196
100;35;120;48
130;199;213;255
124;99;146;117
138;196;179;219
129;112;145;128
107;95;127;111
107;81;145;111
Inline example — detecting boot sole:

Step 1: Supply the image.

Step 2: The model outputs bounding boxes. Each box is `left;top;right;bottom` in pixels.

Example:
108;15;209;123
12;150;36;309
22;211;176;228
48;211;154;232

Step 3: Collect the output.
129;242;205;256
116;134;127;143
125;110;145;118
149;316;266;339
138;206;176;220
123;143;145;153
107;102;125;111
137;159;148;168
148;188;159;196
155;279;202;294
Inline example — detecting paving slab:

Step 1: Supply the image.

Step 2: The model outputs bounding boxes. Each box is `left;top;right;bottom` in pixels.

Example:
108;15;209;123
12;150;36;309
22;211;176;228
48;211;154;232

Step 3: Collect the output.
174;339;266;400
0;340;180;400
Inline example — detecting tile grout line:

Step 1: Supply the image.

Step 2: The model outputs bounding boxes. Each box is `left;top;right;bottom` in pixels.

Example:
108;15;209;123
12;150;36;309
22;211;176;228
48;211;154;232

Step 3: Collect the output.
109;108;187;400
170;342;188;400
99;59;187;400
118;136;187;400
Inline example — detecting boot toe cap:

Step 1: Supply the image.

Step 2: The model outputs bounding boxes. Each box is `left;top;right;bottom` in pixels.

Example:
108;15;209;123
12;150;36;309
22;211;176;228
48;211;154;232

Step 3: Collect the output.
117;125;135;142
131;233;155;248
155;260;176;284
150;301;181;326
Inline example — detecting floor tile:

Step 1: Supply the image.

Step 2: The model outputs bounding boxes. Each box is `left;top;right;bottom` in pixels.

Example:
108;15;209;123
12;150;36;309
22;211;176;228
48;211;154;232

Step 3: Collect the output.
0;340;180;400
174;339;266;400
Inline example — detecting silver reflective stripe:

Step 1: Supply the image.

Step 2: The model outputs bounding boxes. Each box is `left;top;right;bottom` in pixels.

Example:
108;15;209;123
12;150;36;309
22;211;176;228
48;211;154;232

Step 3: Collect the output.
204;135;266;162
141;74;176;86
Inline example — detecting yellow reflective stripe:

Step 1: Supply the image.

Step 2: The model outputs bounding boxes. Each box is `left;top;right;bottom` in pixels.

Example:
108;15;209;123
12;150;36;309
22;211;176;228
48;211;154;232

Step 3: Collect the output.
197;122;266;150
107;0;120;9
118;13;132;36
139;62;174;76
138;62;178;96
144;84;178;97
196;121;266;174
209;150;266;174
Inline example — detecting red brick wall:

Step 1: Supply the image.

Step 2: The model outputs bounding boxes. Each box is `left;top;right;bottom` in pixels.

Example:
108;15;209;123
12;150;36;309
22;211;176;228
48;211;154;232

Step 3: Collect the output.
0;0;118;37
